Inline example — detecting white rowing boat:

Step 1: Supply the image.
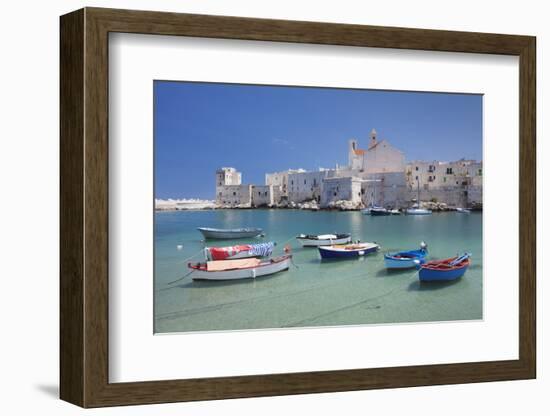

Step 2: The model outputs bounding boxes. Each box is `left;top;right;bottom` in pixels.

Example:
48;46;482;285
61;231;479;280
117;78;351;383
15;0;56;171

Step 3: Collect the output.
296;233;351;247
188;255;292;281
197;227;264;239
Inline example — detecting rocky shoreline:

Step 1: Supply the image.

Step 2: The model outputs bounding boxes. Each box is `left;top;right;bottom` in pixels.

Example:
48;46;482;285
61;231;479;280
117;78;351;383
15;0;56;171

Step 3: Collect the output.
156;198;482;212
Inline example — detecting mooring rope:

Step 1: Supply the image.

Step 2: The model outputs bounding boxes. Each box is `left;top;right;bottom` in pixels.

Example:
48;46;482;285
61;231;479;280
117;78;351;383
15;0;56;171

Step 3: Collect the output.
166;269;196;286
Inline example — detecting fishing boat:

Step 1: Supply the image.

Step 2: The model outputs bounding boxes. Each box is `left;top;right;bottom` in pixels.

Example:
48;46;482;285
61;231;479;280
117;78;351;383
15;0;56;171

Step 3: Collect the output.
456;207;471;214
197;227;264;239
384;242;428;269
204;242;275;261
189;255;292;281
419;253;471;282
318;242;379;259
406;182;432;215
296;233;351;247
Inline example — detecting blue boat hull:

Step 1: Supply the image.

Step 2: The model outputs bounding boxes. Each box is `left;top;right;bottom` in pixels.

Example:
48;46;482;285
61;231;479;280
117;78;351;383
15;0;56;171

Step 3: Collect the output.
319;245;378;259
419;264;468;281
384;249;427;269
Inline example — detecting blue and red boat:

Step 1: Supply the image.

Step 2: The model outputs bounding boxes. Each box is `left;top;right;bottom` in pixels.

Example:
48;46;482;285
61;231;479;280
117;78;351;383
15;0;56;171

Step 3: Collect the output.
318;242;379;259
418;253;471;281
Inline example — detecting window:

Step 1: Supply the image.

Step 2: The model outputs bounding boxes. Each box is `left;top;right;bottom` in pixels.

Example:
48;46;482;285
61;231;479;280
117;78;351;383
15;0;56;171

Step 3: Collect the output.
415;176;418;180
446;167;453;175
232;191;236;196
258;191;261;196
304;179;306;185
478;169;482;176
333;192;337;197
443;177;447;183
415;166;419;171
264;191;268;196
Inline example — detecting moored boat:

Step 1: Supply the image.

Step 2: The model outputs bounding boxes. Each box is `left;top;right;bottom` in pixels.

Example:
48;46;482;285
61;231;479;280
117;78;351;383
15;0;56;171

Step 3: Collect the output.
370;207;391;216
419;253;471;281
205;242;275;261
197;227;264;239
456;207;471;214
407;182;432;215
296;233;351;247
384;242;428;269
189;255;292;281
389;209;401;215
318;242;379;259
406;207;432;215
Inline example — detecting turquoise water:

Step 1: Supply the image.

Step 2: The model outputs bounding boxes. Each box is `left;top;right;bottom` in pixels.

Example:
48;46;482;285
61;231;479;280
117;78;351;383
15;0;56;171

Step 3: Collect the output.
154;209;482;333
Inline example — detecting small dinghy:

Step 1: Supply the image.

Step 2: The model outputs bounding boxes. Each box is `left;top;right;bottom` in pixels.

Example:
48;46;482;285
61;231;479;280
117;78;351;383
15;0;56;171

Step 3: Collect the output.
456;207;471;214
197;227;263;239
419;253;471;282
189;255;292;281
205;242;275;261
296;233;351;247
384;242;428;269
318;242;379;259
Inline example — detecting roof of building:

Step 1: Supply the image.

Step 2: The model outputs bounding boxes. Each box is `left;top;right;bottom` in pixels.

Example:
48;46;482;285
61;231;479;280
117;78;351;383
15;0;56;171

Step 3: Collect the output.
353;149;366;156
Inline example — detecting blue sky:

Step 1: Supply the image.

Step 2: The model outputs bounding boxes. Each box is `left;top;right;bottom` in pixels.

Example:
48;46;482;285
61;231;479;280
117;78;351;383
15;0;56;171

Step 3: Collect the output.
154;81;482;199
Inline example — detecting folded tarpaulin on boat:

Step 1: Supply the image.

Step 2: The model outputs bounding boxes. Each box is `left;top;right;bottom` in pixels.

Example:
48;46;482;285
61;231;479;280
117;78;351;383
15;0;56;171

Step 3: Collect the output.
207;244;252;260
206;242;275;260
206;258;261;271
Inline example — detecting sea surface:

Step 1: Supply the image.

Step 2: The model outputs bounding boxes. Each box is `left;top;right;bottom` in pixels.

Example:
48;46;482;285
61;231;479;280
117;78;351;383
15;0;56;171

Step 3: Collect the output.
154;209;482;333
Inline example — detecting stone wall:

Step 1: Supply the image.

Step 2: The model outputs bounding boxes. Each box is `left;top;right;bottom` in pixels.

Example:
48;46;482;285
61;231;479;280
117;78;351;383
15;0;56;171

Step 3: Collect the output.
320;177;362;208
216;184;252;207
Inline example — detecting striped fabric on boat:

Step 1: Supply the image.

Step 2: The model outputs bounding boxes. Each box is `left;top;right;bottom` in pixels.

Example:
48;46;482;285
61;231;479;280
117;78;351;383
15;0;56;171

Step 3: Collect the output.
249;242;274;257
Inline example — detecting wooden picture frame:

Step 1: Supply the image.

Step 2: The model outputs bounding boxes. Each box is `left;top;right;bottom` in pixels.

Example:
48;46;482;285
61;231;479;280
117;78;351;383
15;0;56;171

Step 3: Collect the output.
60;7;536;408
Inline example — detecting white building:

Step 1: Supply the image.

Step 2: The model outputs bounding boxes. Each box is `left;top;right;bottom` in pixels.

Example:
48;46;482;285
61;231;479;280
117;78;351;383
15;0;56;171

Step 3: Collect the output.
287;169;335;203
405;159;482;207
265;169;305;197
348;129;406;174
215;167;252;207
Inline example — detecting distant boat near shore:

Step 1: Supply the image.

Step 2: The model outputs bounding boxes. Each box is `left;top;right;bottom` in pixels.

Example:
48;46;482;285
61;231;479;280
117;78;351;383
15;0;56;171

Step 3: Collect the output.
406;182;432;215
197;227;264;239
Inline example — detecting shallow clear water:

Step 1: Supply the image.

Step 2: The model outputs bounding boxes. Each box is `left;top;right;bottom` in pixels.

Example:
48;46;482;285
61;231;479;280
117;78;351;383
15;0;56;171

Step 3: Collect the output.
154;209;482;333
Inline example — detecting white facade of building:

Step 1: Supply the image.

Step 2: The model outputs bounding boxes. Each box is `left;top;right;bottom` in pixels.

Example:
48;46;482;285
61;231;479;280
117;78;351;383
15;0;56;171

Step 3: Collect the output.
320;176;363;207
348;129;405;174
265;169;305;197
251;185;282;207
287;169;335;203
216;167;241;187
406;159;482;190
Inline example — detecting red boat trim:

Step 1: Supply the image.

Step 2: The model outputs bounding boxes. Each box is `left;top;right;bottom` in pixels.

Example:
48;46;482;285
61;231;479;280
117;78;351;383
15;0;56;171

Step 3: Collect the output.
421;257;470;271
